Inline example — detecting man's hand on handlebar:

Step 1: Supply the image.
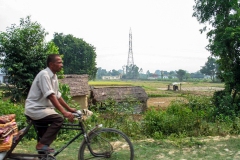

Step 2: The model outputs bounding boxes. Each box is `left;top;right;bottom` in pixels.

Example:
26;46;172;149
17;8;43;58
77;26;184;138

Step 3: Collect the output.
63;111;74;122
68;107;77;113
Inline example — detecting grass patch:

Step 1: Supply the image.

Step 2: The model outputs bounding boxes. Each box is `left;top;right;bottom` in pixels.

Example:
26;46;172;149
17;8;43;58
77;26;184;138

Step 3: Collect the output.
148;93;174;97
13;136;240;160
133;136;240;160
12;139;80;160
88;81;224;98
88;81;132;86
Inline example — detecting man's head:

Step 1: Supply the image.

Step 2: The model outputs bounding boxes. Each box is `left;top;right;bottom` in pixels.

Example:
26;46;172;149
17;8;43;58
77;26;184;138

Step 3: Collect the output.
47;54;63;74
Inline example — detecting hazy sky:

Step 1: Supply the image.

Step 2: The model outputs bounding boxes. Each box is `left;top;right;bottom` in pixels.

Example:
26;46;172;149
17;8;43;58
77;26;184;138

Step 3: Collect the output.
0;0;210;73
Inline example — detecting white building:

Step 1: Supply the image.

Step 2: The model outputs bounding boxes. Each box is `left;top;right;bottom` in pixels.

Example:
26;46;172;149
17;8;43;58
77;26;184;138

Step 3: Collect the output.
102;75;121;80
0;68;6;83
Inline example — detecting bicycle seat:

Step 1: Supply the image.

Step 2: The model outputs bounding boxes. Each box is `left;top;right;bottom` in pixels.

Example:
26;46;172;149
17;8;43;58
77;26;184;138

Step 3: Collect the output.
25;115;49;128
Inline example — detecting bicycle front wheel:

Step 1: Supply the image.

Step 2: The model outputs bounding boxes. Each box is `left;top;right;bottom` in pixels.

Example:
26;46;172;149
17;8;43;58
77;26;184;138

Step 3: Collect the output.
79;128;134;160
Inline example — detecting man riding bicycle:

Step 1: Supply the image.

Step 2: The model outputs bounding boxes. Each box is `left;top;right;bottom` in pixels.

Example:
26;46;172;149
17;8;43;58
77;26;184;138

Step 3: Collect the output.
25;54;76;153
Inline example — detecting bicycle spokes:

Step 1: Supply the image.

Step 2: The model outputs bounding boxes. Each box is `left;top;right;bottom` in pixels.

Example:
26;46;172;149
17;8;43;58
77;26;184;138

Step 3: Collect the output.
79;128;134;160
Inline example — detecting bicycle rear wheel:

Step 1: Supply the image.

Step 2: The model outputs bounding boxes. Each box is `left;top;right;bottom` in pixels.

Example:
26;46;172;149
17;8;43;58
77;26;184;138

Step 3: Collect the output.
78;128;134;160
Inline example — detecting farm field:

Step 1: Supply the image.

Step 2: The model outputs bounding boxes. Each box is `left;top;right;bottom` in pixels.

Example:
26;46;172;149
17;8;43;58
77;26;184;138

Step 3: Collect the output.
89;80;224;110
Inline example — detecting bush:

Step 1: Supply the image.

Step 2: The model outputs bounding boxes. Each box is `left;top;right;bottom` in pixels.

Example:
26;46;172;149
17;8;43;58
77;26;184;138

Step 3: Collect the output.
143;105;197;138
212;90;237;119
0;99;36;139
143;95;216;138
88;97;144;139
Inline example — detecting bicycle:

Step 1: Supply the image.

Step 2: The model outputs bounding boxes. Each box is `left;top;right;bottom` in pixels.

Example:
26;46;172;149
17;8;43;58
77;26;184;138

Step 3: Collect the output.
3;110;134;160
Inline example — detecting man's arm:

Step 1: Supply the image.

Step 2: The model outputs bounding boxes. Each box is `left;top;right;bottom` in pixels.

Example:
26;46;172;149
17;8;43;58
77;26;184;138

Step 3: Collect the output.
58;97;77;113
48;94;74;122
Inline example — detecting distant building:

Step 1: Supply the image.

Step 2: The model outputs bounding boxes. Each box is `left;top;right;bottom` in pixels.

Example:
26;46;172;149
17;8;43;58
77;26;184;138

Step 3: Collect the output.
147;77;158;80
0;69;6;83
102;75;121;80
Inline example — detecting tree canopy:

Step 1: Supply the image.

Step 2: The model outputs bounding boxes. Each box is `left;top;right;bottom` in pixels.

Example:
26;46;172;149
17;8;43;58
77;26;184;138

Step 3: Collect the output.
193;0;240;93
96;68;121;79
176;69;186;82
124;64;141;79
52;33;97;80
0;16;55;101
193;0;240;116
200;56;218;82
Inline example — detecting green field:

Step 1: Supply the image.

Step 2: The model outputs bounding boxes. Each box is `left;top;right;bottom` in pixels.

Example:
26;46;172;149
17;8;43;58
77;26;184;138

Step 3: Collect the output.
89;80;224;97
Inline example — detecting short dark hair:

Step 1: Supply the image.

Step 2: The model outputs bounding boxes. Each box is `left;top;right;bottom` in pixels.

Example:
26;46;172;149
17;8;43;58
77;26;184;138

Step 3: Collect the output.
47;54;60;67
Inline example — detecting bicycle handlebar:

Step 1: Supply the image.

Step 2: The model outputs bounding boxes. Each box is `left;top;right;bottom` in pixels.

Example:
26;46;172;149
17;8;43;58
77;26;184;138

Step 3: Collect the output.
72;109;93;120
72;112;81;118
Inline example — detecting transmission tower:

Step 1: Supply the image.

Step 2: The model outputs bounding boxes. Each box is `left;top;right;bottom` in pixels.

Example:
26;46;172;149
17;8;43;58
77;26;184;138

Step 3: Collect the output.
127;28;134;73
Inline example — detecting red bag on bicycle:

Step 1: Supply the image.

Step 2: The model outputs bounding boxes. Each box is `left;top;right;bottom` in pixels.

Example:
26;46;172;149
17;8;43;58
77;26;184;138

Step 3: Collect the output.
0;114;18;152
0;114;15;124
0;134;13;152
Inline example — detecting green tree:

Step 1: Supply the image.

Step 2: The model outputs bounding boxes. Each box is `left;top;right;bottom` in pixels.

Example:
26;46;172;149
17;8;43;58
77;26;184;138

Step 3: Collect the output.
96;67;108;79
0;16;52;101
184;73;191;81
125;64;140;79
193;0;240;101
146;70;151;78
169;71;176;79
161;70;164;79
176;69;186;82
154;70;161;76
200;56;218;82
110;69;120;76
190;71;204;79
45;41;64;78
52;33;97;80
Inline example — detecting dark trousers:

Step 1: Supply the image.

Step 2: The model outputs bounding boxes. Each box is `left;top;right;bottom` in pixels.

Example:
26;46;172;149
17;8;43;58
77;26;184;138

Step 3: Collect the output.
33;114;64;146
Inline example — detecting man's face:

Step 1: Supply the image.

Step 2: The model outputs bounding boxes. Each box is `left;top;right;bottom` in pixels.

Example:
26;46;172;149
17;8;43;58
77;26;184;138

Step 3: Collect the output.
51;56;63;73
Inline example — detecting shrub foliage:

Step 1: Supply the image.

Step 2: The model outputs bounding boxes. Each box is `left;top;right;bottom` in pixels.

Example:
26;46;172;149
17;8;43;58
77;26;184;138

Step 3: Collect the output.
1;88;240;141
143;95;240;139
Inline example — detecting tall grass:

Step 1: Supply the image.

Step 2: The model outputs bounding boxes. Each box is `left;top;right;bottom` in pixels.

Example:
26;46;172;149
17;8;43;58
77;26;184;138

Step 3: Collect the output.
143;95;240;139
1;95;235;141
87;97;144;140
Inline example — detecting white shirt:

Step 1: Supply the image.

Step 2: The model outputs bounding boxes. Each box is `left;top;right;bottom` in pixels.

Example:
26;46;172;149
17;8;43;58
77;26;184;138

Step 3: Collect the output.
25;67;62;120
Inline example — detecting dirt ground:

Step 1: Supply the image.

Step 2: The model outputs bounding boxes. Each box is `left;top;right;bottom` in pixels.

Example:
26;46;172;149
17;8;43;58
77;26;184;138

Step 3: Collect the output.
157;86;224;91
147;97;182;110
147;86;224;110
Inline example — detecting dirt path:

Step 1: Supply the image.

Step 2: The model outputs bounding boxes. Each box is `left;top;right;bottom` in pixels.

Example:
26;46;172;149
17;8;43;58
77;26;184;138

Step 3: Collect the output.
147;97;184;110
157;86;224;91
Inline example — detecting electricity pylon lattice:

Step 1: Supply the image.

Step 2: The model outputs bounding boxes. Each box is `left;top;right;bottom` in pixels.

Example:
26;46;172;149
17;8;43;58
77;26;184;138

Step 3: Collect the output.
127;28;134;72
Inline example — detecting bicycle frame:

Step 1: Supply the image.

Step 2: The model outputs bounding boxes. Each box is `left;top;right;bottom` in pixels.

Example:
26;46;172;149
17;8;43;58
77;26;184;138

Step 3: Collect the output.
3;117;93;159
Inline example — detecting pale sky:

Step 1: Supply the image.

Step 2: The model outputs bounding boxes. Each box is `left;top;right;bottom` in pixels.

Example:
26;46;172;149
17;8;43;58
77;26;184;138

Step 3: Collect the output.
0;0;210;73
